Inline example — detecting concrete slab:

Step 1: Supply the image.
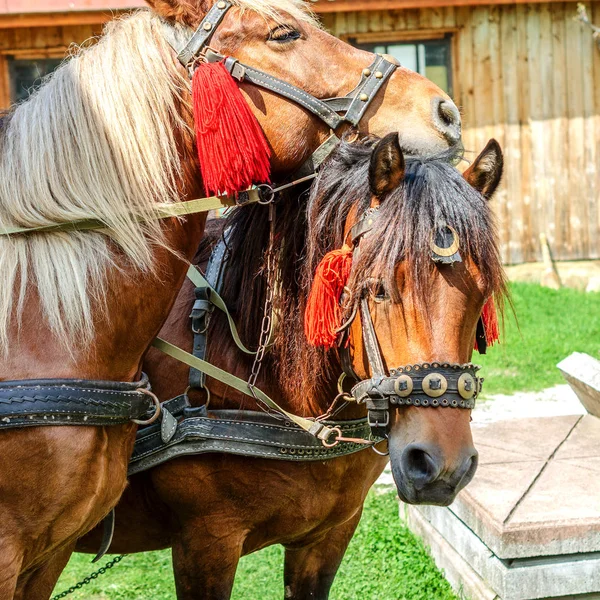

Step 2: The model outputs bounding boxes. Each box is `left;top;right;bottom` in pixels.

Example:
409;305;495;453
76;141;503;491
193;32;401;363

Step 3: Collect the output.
447;415;600;559
558;353;600;418
405;504;600;600
404;415;600;599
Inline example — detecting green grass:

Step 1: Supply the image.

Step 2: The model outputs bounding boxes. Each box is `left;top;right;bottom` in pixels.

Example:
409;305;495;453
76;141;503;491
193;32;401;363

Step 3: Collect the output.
478;282;600;396
53;491;456;600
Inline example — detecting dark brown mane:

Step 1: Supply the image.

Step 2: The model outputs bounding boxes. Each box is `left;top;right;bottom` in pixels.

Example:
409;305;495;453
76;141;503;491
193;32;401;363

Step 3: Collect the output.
201;139;507;414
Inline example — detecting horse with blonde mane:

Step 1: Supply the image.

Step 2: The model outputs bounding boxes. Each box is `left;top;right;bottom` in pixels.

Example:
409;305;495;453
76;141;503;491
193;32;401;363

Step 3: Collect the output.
0;0;462;596
78;135;506;599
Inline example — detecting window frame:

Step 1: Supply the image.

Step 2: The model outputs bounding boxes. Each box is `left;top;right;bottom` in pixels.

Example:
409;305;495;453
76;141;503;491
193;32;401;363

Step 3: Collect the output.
1;48;68;108
343;29;459;100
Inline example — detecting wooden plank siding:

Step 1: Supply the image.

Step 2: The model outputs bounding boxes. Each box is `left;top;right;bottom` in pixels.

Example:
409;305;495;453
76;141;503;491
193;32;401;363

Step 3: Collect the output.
327;2;600;263
0;2;598;262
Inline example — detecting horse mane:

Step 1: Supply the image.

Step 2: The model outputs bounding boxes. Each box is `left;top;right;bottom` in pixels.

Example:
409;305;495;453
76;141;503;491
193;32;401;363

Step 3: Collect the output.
0;11;194;349
209;139;507;414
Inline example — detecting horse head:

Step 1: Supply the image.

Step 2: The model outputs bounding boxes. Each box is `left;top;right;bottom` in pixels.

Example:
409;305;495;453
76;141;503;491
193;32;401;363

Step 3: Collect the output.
146;0;462;176
305;135;506;506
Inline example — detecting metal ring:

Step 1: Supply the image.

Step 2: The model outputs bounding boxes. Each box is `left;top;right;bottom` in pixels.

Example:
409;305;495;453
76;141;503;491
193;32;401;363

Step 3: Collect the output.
371;437;390;456
430;225;460;257
132;389;162;425
257;184;276;204
321;426;343;448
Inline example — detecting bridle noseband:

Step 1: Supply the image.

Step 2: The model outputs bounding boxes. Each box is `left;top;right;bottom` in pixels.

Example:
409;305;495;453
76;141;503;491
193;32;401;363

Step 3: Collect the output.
161;1;399;135
338;208;483;439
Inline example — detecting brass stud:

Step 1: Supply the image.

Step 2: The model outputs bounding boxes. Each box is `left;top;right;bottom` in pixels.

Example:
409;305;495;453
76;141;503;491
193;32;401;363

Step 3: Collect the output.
422;373;448;398
375;71;384;79
359;93;369;102
362;68;371;77
458;372;476;400
217;0;227;7
394;375;413;398
203;22;213;31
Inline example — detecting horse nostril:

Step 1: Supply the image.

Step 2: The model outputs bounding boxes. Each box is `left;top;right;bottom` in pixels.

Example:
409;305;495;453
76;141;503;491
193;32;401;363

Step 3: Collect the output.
401;443;442;490
433;98;461;143
438;100;457;126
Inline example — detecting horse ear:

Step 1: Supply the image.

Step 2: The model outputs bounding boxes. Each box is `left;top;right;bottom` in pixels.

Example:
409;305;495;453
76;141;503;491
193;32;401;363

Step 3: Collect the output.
463;139;504;200
144;0;206;26
369;133;405;198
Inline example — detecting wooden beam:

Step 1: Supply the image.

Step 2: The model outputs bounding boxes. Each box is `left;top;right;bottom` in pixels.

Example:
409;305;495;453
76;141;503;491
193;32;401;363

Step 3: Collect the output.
0;54;10;110
0;10;130;28
313;0;582;13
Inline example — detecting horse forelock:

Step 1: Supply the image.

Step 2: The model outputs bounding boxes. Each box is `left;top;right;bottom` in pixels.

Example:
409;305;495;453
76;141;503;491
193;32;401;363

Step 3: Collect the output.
0;11;191;351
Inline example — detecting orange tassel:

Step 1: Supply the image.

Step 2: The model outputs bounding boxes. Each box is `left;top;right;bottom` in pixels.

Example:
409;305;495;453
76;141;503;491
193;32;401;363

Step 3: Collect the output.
305;247;353;349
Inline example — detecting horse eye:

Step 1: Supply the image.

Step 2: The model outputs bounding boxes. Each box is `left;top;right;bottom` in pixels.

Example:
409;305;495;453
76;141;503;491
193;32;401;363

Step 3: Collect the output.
268;26;301;43
373;284;389;303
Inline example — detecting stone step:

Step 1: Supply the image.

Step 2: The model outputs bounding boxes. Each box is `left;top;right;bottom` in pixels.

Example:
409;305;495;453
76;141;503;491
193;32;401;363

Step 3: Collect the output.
403;415;600;600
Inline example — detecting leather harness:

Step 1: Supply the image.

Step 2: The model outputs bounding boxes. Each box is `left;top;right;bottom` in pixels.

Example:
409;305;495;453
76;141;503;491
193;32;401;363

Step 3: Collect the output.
0;375;157;428
160;0;400;177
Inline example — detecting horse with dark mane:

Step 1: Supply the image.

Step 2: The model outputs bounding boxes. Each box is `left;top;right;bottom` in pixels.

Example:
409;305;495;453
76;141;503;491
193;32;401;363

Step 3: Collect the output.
0;0;463;596
78;134;506;599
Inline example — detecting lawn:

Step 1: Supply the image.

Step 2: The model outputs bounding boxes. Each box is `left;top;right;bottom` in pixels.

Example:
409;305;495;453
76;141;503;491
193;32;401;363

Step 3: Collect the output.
53;283;600;600
53;491;457;600
478;282;600;396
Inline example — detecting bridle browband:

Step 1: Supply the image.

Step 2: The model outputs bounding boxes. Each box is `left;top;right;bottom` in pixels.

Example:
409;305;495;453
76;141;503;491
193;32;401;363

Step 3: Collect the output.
338;208;483;438
161;1;399;132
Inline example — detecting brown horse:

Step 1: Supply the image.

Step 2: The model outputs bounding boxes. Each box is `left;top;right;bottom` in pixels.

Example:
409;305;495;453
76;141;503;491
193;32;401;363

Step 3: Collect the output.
78;135;506;599
0;0;462;597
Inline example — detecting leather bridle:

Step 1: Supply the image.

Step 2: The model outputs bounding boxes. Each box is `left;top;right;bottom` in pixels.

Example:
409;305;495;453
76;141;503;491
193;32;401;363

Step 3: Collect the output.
338;208;484;439
161;0;400;172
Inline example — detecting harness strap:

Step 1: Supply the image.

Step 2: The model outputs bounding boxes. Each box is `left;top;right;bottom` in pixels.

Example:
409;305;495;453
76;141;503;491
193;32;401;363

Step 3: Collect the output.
175;0;232;68
187;263;257;357
151;338;337;443
359;297;390;437
292;134;341;179
211;51;397;130
0;374;156;428
129;404;373;476
0;190;261;237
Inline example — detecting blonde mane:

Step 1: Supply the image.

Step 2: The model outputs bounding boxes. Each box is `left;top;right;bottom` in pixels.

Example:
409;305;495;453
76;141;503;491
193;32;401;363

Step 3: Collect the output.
0;0;317;351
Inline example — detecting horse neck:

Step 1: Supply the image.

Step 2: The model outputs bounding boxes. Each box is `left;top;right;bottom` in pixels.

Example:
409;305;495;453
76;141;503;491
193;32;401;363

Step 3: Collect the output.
201;209;361;420
4;210;207;382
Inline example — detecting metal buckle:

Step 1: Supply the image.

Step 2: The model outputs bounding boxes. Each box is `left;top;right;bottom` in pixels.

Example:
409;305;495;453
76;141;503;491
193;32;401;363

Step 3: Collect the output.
368;410;389;429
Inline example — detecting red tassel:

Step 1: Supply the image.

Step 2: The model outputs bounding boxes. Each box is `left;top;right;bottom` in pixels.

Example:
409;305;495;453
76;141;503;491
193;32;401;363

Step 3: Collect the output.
475;297;499;351
305;247;353;349
192;62;271;196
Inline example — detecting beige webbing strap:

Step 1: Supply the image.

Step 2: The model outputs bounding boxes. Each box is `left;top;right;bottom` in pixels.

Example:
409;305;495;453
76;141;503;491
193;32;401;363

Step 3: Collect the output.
152;338;334;443
186;265;256;355
0;190;261;236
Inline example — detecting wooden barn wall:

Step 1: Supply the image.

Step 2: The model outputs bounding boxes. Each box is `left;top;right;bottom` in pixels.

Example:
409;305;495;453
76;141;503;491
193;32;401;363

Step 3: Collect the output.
322;3;600;264
0;23;102;109
1;5;599;262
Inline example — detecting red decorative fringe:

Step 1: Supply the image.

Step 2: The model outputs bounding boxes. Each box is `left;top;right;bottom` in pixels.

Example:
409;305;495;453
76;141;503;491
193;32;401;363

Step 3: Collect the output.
475;297;499;351
192;62;271;196
305;248;353;349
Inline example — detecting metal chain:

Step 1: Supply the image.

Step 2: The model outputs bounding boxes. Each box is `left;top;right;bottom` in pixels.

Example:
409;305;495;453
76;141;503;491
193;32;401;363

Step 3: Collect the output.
247;202;277;411
50;555;126;600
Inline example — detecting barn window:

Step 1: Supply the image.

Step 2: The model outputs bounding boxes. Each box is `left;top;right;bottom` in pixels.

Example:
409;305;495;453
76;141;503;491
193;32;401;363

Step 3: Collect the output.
8;58;63;104
352;35;454;98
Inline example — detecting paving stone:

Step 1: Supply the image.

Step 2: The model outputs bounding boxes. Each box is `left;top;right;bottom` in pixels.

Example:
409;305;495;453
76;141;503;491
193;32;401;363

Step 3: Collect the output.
404;415;600;600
